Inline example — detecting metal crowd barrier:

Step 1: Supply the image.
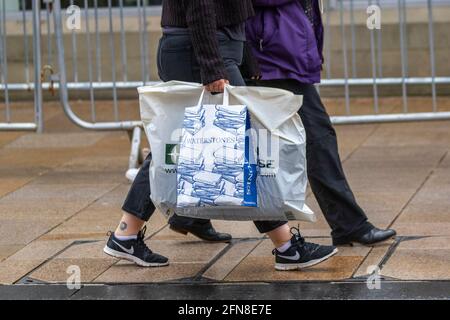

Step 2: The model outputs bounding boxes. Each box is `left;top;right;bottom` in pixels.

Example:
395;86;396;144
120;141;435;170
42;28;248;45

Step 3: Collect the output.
324;0;450;124
0;0;43;132
51;0;149;179
1;0;450;178
49;0;450;130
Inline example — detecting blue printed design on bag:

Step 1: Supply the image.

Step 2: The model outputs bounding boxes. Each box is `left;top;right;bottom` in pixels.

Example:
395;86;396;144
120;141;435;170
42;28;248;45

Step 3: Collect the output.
213;105;246;133
183;105;206;135
243;110;257;207
177;104;257;208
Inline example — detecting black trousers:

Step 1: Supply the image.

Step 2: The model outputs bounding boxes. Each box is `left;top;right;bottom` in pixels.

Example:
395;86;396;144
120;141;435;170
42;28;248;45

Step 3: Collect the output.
248;79;372;240
122;33;286;234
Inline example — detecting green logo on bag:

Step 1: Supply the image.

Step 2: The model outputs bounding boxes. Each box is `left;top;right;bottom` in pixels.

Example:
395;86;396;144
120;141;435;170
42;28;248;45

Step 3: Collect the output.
165;144;179;165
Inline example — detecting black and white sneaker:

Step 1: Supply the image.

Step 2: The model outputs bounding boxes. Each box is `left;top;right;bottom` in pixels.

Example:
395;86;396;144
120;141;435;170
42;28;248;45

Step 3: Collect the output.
103;226;169;267
273;227;338;271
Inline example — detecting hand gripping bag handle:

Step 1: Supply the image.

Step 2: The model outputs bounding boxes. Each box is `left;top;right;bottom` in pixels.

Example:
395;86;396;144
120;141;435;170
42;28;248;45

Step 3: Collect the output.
195;87;230;107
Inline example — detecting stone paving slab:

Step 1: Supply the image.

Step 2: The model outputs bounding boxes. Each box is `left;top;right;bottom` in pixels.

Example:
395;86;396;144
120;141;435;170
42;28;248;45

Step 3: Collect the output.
54;154;129;173
29;241;116;283
349;191;414;229
39;207;122;241
0;218;61;247
0;148;84;177
353;238;395;277
333;124;377;160
392;168;450;236
224;239;370;282
94;240;227;283
0;201;96;221
37;183;167;241
344;145;446;168
203;239;262;281
0;177;33;198
0;132;24;148
0;240;72;284
323;97;397;116
439;152;450;168
94;262;206;283
345;166;433;193
381;237;450;280
5;132;108;149
0;245;24;263
363;121;450;148
0;101;62;124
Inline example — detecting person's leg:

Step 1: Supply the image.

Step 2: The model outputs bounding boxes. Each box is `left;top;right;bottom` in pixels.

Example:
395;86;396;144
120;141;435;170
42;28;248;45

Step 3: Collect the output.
114;213;145;237
296;83;395;244
157;33;232;241
248;79;395;245
251;79;369;238
254;220;337;271
216;36;315;254
118;152;155;235
263;223;291;248
104;153;169;267
166;34;245;240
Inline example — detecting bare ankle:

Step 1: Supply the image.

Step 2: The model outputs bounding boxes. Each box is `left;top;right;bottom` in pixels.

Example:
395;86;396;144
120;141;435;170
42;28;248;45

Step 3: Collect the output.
114;213;145;236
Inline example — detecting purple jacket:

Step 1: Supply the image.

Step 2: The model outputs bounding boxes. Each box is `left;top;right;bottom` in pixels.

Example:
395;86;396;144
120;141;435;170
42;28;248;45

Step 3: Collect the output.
246;0;324;84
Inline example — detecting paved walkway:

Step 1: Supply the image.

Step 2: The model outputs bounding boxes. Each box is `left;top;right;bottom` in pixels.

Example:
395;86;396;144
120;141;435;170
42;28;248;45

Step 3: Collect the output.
0;97;449;298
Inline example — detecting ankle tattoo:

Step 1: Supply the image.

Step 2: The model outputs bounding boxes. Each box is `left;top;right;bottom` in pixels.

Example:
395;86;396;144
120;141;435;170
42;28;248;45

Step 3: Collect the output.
119;222;128;231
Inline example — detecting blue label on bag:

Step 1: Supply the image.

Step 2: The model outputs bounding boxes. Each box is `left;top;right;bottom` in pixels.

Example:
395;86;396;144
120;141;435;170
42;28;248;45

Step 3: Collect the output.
243;111;257;207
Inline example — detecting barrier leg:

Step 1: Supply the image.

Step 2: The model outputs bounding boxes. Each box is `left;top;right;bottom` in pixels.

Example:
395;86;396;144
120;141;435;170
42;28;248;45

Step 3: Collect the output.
125;126;142;183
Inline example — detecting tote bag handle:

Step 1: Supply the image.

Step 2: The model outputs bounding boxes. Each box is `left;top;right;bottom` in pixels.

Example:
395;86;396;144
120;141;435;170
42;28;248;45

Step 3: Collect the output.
223;85;230;106
195;89;207;107
196;86;231;107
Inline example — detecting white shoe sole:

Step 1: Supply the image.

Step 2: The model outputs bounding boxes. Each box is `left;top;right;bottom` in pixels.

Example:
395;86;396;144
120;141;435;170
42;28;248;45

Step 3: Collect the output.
275;248;339;271
103;246;169;268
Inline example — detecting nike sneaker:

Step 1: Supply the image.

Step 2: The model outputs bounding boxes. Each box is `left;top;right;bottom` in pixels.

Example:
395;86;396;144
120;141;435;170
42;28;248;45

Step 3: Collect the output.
273;227;338;271
103;226;169;267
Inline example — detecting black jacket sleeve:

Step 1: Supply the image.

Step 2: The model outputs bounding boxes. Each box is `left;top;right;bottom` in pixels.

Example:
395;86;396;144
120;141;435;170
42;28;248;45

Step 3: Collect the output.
184;0;227;85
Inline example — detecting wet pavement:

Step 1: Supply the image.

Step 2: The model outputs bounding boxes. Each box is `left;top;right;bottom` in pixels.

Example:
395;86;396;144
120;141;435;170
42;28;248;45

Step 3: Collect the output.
0;98;449;299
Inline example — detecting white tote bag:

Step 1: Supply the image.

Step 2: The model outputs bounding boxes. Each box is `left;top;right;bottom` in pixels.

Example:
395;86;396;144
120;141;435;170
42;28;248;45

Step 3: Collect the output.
139;81;316;222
